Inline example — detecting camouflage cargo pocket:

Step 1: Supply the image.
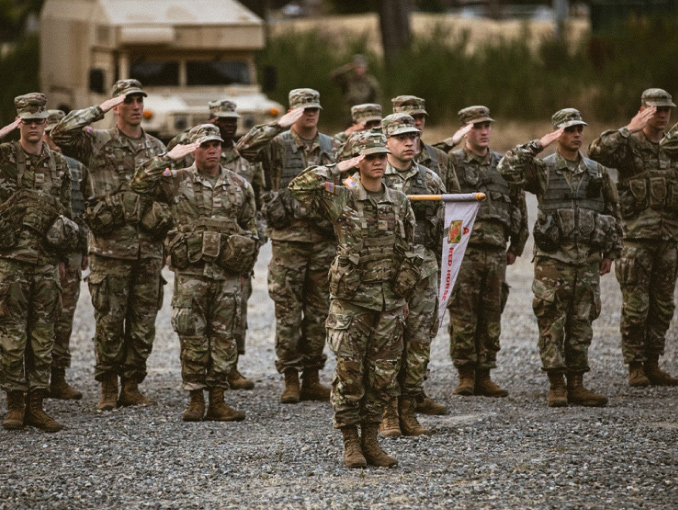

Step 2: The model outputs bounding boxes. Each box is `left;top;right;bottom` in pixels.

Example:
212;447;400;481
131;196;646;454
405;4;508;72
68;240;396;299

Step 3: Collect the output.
615;248;638;285
85;201;116;236
629;178;647;212
325;312;353;357
87;272;109;313
618;189;636;219
171;293;196;336
168;236;190;270
329;257;361;300
263;191;291;230
392;255;423;300
217;234;257;275
649;176;667;210
588;281;602;321
531;278;556;318
533;214;560;252
201;231;221;263
139;201;173;240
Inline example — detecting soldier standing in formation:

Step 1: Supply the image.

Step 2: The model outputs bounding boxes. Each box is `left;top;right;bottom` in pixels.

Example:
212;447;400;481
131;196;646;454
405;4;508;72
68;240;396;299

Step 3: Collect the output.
52;79;170;411
588;88;678;387
237;89;338;404
0;94;74;432
447;106;529;398
43;110;89;401
378;113;446;438
330;54;381;126
290;130;419;468
132;124;259;422
333;103;383;146
499;108;622;407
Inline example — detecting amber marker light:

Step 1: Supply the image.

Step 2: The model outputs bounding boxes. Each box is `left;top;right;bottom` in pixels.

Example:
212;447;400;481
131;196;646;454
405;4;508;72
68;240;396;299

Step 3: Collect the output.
268;107;281;116
143;110;154;120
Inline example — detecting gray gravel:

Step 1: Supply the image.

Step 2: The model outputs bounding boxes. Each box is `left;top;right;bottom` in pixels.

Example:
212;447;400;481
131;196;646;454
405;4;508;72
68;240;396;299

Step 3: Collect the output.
2;194;677;509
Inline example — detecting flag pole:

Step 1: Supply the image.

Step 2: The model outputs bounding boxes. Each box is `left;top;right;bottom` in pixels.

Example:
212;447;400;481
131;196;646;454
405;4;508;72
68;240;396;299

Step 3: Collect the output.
407;193;486;202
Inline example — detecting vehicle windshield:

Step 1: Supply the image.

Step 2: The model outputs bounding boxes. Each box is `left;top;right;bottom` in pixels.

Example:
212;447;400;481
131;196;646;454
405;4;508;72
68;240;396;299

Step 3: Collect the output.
186;61;250;86
130;60;179;86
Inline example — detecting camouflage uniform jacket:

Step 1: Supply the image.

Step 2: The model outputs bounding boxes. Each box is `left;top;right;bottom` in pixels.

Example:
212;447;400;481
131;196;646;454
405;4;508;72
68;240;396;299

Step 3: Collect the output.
416;141;459;189
64;155;90;257
499;142;622;265
0;142;72;265
329;66;381;107
132;155;258;281
588;125;678;240
51;105;167;260
236;121;339;243
383;161;445;278
452;147;529;255
289;166;416;312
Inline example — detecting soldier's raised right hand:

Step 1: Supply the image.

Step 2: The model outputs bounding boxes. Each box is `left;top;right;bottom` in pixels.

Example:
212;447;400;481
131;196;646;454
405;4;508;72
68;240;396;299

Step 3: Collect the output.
167;142;200;160
278;108;305;128
99;95;127;113
0;118;20;139
337;155;365;173
627;107;656;133
539;128;564;148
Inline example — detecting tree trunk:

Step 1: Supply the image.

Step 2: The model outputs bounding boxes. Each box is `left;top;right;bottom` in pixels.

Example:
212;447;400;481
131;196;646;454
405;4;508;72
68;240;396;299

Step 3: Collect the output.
378;0;412;68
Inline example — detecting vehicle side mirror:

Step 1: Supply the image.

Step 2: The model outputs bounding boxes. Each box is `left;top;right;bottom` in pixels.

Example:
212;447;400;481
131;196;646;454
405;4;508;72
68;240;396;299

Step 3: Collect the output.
89;69;106;94
262;65;277;93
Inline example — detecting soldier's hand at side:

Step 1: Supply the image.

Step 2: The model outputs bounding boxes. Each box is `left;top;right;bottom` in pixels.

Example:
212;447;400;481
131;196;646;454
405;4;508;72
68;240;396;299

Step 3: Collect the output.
167;142;199;160
81;255;89;271
599;258;612;275
451;123;474;147
278;108;305;128
539;128;564;148
58;261;66;281
403;303;410;319
627;107;656;133
337;155;364;173
506;251;516;265
344;122;366;137
0;118;21;139
99;95;126;113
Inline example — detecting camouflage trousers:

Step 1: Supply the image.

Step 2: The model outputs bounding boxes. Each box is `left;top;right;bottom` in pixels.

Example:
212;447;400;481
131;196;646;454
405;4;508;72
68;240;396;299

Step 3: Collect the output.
0;259;60;392
326;298;404;429
171;273;240;391
615;240;678;364
53;253;83;369
396;273;438;398
532;258;601;373
268;239;334;374
88;254;164;383
234;275;252;355
448;245;508;370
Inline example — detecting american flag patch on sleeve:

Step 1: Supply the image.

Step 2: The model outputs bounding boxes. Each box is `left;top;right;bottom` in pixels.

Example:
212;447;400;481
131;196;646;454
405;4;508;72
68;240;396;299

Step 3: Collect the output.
162;168;172;177
343;176;358;189
325;181;335;193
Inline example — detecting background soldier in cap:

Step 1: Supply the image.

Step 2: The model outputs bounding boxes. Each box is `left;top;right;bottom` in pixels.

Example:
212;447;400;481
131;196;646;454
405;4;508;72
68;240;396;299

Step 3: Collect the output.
51;79;169;411
289;131;418;468
447;106;528;398
589;88;678;387
43;109;89;401
132;124;258;422
330;54;381;126
0;93;73;432
237;89;338;404
334;103;383;145
379;113;445;438
499;108;622;407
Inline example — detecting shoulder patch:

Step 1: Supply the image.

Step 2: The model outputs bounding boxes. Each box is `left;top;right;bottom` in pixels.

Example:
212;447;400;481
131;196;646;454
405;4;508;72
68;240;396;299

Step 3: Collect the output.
343;176;358;189
84;126;94;134
162;168;172;177
325;181;335;193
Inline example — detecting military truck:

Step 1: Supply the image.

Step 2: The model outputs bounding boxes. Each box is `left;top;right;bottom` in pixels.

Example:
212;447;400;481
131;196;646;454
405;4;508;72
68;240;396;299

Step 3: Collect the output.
40;0;282;140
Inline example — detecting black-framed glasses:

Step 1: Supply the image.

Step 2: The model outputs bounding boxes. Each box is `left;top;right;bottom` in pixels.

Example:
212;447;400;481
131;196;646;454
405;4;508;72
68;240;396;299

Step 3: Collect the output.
21;118;47;125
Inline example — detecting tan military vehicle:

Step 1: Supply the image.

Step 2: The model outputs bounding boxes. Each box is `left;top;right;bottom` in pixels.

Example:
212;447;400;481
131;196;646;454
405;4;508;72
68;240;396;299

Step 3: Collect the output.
40;0;282;140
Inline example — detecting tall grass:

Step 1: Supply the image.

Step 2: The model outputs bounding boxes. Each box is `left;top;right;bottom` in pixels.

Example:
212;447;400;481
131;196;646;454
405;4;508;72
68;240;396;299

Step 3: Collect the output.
0;35;39;127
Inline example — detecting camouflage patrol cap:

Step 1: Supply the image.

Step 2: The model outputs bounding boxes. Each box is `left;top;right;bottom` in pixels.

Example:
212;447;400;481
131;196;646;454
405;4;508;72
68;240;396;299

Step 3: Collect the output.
391;95;427;116
208;99;241;118
641;88;676;107
353;131;390;156
45;110;65;132
351;103;382;124
353;54;368;67
551;108;588;130
382;113;421;138
289;88;322;110
458;105;494;125
14;93;50;119
111;79;147;98
188;124;224;145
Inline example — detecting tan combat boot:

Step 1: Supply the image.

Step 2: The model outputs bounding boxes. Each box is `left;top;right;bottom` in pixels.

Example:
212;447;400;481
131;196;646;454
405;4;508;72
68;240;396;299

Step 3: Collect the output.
2;391;25;430
398;397;430;436
205;387;245;421
97;373;118;411
644;355;678;386
628;362;650;387
300;369;331;401
415;391;448;415
379;398;402;438
182;390;205;422
547;372;567;407
566;373;608;407
361;422;398;468
24;390;63;433
228;365;255;390
475;369;509;398
280;369;300;404
341;426;367;469
455;365;475;396
118;379;152;407
49;367;83;400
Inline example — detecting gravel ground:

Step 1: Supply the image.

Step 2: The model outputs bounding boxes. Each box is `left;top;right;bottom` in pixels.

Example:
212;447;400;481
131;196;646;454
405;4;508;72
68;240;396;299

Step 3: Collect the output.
1;194;677;509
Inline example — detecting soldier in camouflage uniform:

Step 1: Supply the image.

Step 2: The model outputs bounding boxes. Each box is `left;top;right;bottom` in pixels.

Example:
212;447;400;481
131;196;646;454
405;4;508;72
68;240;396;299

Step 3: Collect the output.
169;99;266;390
236;89;339;404
499;108;623;407
132;124;258;422
589;88;678;387
290;130;418;468
447;106;529;399
333;103;383;146
51;79;169;411
43;110;89;401
330;54;381;126
377;113;445;438
1;94;74;432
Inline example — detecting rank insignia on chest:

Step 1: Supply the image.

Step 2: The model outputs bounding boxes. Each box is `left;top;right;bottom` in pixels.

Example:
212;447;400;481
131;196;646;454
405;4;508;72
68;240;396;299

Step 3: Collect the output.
324;181;335;193
343;176;358;189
